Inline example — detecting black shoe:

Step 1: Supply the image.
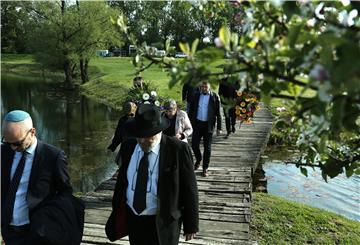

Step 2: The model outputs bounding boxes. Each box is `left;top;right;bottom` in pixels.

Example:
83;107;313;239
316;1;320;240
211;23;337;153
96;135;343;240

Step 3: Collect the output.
202;169;209;177
232;126;236;133
194;161;201;170
224;132;230;139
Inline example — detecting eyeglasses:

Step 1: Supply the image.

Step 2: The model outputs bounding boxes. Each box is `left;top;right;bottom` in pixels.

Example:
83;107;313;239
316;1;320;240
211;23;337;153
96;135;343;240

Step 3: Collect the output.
1;129;32;147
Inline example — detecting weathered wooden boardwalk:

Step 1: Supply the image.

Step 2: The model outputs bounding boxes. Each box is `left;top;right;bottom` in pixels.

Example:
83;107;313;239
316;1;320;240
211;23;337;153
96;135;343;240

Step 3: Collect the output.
81;107;273;245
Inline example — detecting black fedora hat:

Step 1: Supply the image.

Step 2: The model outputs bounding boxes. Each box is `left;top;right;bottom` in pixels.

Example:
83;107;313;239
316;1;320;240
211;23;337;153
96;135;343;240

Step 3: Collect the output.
125;104;170;138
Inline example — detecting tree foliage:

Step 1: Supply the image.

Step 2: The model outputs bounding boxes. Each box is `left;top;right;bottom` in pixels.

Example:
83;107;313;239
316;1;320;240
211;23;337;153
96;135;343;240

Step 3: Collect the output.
1;1;30;53
117;0;360;179
4;0;122;87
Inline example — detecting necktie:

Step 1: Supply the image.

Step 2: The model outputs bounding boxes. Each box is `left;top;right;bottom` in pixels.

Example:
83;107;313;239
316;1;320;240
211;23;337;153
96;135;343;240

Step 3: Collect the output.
4;151;28;225
133;152;149;214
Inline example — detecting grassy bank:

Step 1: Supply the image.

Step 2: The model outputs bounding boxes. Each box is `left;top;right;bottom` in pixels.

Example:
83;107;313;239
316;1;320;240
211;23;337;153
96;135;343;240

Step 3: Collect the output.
1;54;183;109
251;193;360;244
83;57;182;109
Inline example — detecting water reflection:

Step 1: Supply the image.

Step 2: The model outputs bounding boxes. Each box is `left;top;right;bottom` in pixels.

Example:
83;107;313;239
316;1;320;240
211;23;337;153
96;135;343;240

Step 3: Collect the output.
264;162;360;222
1;76;120;192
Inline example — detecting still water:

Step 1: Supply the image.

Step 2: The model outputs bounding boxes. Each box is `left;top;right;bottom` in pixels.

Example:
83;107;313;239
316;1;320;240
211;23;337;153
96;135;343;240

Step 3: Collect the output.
263;150;360;221
1;76;121;192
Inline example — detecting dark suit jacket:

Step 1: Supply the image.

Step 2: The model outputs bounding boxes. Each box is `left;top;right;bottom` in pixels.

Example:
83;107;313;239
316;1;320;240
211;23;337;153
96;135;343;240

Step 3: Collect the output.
30;194;84;245
182;83;199;103
188;91;222;133
105;135;199;245
107;115;131;152
1;141;82;244
218;78;240;103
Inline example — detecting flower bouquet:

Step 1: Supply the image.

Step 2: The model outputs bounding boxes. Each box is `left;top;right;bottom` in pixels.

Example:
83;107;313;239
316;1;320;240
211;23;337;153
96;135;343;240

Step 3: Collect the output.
126;82;164;107
234;91;260;124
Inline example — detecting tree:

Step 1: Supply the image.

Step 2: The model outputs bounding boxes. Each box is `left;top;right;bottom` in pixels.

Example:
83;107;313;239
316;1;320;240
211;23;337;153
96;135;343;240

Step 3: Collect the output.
1;1;30;53
73;1;122;83
109;1;220;51
24;0;122;87
117;0;360;179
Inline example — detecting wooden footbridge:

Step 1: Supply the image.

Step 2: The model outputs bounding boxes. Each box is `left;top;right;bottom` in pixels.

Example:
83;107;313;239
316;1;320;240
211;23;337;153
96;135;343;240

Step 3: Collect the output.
81;107;273;245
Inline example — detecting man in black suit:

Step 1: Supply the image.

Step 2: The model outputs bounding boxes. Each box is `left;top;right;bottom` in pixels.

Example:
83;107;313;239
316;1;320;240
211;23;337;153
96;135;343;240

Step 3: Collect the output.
1;110;82;245
182;82;199;113
218;78;240;138
105;104;199;245
188;81;222;177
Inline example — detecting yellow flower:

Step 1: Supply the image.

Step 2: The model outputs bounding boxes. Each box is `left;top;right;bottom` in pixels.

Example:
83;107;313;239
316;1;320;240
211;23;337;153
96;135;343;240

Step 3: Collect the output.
240;102;246;107
235;105;241;110
242;108;247;113
237;91;242;97
245;98;250;102
235;109;241;115
256;105;260;110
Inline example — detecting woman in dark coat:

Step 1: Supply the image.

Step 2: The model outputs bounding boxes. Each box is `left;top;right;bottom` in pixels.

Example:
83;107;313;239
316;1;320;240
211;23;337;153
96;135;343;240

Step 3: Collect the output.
107;102;137;164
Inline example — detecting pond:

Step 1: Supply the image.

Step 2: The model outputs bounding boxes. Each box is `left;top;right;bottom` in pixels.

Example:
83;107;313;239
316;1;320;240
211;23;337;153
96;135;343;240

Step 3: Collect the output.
1;75;121;192
262;147;360;222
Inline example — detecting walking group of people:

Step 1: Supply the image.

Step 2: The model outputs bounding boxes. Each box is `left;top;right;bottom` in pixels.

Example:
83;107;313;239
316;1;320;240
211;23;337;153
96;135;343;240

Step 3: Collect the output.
1;77;240;245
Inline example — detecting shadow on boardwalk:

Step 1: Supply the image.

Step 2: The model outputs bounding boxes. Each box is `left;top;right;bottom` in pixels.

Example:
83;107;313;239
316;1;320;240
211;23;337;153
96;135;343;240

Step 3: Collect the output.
81;107;273;245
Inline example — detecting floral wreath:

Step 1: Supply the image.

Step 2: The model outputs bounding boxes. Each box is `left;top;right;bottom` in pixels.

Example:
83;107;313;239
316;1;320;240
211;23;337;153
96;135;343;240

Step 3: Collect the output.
234;91;260;124
125;81;165;108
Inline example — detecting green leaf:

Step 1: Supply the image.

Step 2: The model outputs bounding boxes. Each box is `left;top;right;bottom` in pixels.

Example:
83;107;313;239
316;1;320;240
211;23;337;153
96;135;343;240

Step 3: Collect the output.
219;26;230;50
300;167;308;177
231;33;239;49
345;168;354;178
191;38;199;56
288;23;303;48
179;42;190;55
247;40;257;49
110;16;115;24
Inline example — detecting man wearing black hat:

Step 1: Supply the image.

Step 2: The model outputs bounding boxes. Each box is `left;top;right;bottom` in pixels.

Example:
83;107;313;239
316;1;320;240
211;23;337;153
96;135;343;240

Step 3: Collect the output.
105;104;199;245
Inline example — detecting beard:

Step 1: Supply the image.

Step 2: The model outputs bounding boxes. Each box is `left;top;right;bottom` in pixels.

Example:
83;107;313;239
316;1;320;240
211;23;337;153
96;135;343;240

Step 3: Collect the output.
139;141;157;153
137;133;162;153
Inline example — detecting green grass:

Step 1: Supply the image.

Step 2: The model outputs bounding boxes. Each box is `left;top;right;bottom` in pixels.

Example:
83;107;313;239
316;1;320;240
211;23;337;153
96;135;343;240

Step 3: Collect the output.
1;54;35;64
79;56;183;109
251;193;360;244
1;54;64;82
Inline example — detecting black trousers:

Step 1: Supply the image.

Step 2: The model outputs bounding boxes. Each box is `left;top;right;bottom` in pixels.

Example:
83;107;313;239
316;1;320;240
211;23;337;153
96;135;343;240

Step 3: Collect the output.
223;107;236;134
126;205;159;245
191;120;213;170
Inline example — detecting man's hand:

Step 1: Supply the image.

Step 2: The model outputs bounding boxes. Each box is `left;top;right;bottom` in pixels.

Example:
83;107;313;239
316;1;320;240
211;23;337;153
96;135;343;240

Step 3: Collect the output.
184;233;196;241
216;129;221;136
176;133;182;139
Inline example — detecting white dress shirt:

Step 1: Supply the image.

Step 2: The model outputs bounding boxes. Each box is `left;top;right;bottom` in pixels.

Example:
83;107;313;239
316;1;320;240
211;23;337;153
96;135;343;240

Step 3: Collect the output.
10;139;37;226
126;139;160;215
196;93;210;121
